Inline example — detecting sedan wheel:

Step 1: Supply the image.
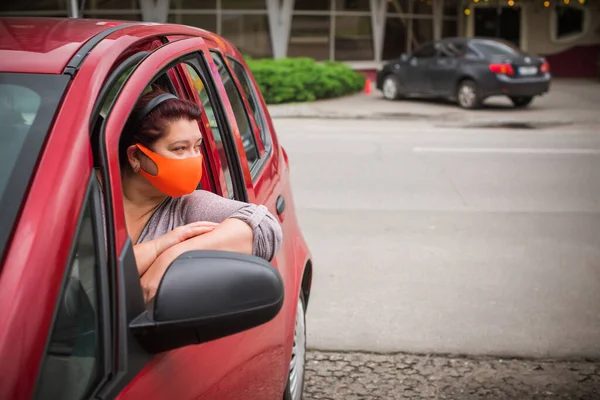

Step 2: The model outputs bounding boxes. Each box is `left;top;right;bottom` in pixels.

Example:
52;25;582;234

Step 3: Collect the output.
382;76;401;100
457;80;482;109
284;294;306;400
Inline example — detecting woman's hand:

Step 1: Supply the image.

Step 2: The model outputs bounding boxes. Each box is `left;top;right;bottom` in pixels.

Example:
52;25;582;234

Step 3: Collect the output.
156;221;218;255
134;221;218;276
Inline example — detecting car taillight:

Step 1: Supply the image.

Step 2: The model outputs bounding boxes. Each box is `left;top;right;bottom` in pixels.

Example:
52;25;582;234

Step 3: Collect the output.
489;63;515;76
541;61;550;73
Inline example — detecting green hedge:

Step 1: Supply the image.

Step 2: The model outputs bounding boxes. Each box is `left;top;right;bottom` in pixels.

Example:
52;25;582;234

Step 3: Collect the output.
245;57;365;105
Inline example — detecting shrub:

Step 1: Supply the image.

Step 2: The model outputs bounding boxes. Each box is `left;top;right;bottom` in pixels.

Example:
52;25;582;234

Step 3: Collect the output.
245;57;365;104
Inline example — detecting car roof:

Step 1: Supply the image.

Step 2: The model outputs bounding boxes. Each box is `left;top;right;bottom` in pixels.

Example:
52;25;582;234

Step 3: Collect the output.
0;17;135;74
0;17;240;75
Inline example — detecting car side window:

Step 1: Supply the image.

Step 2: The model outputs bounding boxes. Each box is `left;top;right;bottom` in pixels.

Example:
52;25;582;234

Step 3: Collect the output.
100;65;136;117
228;57;272;153
210;51;260;173
35;182;105;400
413;43;436;59
440;42;465;58
184;62;235;199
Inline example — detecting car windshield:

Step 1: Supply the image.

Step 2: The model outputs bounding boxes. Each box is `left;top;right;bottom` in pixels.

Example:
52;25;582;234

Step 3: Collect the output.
0;73;68;260
471;40;521;57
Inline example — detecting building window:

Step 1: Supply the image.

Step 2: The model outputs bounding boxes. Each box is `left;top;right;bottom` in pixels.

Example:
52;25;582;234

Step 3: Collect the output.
295;0;331;11
553;5;586;41
334;0;370;11
335;16;373;61
443;0;459;17
221;14;272;58
387;0;410;14
167;13;217;32
288;16;331;60
87;13;142;20
84;0;137;10
413;0;433;15
81;0;140;20
0;0;66;11
222;0;266;10
442;18;458;38
173;0;217;9
411;18;433;50
383;16;408;60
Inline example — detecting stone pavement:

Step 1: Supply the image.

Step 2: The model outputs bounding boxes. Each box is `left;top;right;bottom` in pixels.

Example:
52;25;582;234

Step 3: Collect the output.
267;79;600;130
305;351;600;400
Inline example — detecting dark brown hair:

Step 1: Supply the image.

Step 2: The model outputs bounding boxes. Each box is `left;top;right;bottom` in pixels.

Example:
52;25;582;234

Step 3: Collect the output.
119;88;202;168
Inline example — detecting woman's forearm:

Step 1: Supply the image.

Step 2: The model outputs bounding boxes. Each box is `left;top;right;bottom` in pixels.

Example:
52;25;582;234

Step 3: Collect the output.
133;241;160;276
140;218;253;301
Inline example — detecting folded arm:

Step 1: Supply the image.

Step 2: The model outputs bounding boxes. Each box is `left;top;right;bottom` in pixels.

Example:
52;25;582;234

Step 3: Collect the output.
140;218;253;301
133;221;217;276
140;191;283;302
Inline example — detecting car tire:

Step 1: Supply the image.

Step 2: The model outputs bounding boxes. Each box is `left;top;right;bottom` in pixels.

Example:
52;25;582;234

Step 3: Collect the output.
510;96;533;108
382;75;402;100
283;292;307;400
457;80;482;109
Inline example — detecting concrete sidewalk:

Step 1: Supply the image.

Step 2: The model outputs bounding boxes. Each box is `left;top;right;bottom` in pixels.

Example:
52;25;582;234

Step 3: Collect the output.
267;79;600;130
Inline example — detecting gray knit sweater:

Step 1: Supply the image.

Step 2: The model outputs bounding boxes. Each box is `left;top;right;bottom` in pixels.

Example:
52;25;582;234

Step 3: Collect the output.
137;190;283;261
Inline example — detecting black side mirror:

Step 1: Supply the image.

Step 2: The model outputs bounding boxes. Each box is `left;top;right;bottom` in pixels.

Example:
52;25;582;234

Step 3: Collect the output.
130;251;284;353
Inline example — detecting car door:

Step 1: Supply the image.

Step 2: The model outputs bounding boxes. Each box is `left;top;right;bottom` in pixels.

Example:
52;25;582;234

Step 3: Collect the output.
430;42;462;97
96;37;287;400
404;42;436;94
196;50;301;382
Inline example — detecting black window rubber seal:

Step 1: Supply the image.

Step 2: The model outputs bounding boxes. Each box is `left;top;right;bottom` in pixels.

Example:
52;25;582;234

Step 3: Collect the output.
63;24;134;76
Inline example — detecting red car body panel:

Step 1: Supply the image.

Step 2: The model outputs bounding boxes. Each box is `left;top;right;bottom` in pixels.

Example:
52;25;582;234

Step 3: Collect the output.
0;18;312;400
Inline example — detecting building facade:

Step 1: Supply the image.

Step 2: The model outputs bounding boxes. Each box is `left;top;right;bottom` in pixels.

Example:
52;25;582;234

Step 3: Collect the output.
1;0;598;77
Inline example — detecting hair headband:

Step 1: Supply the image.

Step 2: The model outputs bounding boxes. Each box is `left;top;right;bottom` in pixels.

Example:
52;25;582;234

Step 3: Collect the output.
134;93;179;125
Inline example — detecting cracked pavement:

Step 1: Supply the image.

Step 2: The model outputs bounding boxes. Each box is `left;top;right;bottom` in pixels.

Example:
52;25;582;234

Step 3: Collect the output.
304;351;600;400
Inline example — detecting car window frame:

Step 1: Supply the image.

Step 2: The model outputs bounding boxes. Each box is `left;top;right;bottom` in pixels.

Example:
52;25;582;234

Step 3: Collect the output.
175;61;237;199
183;54;249;202
33;174;112;400
209;50;265;182
226;55;273;180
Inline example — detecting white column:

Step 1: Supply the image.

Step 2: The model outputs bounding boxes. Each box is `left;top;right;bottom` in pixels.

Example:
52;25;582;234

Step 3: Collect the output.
433;0;444;40
407;0;413;51
68;0;79;18
139;0;170;23
267;0;295;59
370;0;387;63
329;0;335;61
520;2;528;51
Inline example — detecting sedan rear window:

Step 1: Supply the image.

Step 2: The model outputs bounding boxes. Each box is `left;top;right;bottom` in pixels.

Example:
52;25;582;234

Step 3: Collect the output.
0;73;68;262
471;40;521;57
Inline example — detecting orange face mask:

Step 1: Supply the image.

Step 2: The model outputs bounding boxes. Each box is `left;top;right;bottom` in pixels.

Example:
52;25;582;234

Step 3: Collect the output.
136;143;203;198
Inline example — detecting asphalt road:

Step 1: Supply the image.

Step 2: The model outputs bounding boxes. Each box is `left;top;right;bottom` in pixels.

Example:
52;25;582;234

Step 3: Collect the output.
274;118;600;359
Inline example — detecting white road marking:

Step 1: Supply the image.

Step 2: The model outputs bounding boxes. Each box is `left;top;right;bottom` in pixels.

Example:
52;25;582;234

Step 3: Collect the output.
413;147;600;155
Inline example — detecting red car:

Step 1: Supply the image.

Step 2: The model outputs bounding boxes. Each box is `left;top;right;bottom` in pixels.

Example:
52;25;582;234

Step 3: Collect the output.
0;18;312;400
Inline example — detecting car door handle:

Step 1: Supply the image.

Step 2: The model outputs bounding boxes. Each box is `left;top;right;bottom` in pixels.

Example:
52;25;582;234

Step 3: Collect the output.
276;195;286;216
